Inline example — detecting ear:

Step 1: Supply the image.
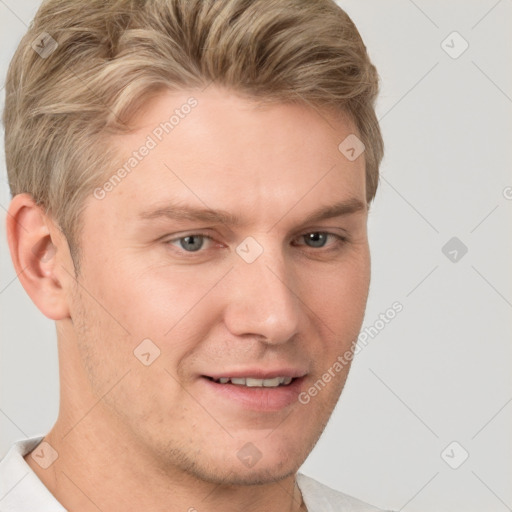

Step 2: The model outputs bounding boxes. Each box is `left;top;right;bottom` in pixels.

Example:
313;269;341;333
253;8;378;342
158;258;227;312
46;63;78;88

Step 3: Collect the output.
6;193;72;320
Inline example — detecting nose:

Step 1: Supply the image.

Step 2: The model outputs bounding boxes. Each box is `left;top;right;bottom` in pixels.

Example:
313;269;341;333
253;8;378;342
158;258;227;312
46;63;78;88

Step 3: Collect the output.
222;244;301;345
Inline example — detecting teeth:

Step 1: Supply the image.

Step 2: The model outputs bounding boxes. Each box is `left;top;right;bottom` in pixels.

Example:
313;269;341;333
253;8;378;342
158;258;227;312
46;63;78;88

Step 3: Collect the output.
262;377;281;387
213;376;294;387
246;378;264;387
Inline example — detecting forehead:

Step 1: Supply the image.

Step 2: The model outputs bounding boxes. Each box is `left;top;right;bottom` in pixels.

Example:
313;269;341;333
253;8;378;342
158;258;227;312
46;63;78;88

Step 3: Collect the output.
89;87;367;228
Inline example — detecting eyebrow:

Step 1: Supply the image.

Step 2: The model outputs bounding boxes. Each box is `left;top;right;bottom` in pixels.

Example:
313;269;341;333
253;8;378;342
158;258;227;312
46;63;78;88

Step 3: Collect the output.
138;197;367;228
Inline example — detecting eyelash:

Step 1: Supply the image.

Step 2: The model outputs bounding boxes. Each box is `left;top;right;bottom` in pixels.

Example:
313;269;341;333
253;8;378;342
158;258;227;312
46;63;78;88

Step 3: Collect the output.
164;231;348;255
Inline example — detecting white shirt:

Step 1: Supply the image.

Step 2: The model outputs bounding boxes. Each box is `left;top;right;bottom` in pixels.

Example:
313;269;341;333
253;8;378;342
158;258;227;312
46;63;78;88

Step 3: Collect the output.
0;436;388;511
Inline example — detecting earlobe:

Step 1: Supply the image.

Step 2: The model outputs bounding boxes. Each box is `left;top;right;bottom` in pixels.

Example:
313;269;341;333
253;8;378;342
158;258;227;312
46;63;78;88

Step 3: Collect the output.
6;193;71;321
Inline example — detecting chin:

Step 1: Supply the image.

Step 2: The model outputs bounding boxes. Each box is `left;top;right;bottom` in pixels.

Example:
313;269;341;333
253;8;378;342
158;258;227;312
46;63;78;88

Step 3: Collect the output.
158;437;307;487
186;457;299;487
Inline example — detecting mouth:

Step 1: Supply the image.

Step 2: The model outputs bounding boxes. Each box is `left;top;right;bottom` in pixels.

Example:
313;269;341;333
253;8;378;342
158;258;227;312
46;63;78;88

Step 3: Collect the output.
204;376;294;387
200;373;306;411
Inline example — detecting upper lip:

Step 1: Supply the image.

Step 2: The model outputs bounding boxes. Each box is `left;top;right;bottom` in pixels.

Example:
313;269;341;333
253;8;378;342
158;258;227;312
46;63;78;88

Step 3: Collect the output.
204;368;308;380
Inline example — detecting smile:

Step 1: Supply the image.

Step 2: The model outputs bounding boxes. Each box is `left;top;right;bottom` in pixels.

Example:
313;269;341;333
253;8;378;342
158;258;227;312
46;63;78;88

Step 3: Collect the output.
207;376;294;387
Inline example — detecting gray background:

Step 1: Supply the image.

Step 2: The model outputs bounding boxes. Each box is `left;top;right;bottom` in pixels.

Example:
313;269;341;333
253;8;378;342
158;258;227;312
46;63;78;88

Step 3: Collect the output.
1;1;511;511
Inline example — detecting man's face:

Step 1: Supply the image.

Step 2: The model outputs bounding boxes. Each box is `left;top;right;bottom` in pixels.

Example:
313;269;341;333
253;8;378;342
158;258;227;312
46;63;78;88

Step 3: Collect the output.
67;87;370;484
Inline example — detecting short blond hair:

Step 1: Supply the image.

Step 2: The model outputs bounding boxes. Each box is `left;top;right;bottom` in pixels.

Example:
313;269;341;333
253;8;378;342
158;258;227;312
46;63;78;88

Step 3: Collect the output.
3;0;384;265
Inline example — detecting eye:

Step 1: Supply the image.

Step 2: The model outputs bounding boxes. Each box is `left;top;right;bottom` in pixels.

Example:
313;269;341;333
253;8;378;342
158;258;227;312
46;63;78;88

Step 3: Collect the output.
295;232;345;249
167;234;213;252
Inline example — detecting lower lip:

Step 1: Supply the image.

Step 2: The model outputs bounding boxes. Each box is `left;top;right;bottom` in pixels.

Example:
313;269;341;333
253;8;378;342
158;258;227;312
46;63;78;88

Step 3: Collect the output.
200;377;305;411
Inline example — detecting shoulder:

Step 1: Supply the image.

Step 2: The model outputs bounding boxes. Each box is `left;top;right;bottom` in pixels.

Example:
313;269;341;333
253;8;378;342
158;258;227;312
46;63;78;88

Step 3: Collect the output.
0;436;66;511
0;436;43;488
297;473;392;512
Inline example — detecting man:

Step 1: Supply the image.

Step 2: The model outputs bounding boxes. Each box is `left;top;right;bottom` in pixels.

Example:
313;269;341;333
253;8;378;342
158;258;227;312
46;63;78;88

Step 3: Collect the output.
0;0;387;510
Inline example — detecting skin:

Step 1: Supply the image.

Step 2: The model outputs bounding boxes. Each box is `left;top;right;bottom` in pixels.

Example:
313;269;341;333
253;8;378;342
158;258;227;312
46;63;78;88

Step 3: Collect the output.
7;86;370;512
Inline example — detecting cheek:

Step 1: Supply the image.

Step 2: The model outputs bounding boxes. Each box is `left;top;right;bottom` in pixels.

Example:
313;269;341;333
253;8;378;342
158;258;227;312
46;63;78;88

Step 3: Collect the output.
87;259;229;376
307;253;370;332
70;269;200;426
70;283;131;393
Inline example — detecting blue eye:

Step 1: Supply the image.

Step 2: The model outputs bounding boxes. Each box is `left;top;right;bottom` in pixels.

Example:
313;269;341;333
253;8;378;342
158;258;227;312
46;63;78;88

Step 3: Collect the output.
297;232;344;249
165;231;345;256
